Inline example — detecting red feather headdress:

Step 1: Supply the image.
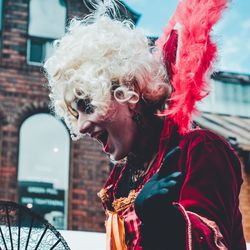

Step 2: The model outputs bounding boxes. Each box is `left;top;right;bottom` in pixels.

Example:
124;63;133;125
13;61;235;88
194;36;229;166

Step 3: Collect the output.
156;0;228;134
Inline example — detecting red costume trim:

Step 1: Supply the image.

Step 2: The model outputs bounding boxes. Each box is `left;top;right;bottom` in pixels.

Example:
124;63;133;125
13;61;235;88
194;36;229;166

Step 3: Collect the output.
99;122;246;249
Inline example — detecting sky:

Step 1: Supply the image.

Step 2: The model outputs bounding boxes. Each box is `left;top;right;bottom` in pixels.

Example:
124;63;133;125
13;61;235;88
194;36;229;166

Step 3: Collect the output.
123;0;250;74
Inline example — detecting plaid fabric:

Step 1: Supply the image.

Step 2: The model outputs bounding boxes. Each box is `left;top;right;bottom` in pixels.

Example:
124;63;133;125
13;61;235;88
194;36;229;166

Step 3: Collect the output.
121;205;142;249
100;161;161;249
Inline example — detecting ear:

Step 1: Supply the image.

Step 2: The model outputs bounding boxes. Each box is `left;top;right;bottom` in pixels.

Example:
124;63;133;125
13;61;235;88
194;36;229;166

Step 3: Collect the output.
128;98;144;116
127;87;141;112
128;102;137;111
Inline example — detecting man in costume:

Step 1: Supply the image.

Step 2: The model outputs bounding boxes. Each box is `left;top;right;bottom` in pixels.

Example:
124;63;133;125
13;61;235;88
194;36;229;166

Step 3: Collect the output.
44;0;246;249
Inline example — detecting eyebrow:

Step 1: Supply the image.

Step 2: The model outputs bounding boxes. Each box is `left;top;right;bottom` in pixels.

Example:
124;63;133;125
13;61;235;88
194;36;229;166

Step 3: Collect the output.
76;98;94;112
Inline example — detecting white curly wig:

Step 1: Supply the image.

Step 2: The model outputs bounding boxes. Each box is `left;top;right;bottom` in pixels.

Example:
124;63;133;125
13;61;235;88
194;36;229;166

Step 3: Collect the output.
44;1;171;140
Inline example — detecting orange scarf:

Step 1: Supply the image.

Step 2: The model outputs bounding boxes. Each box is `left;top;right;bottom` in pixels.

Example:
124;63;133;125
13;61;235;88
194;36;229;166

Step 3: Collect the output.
106;211;127;250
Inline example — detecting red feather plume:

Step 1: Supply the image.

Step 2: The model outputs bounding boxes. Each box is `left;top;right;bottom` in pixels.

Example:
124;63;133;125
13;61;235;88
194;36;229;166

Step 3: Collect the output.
156;0;228;134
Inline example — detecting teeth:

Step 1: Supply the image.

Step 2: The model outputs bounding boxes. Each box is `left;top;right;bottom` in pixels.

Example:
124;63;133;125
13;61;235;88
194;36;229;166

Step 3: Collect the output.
91;131;102;138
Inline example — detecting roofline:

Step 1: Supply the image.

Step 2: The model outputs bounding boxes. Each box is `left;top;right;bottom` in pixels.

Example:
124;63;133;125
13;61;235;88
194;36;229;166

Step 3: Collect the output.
212;71;250;85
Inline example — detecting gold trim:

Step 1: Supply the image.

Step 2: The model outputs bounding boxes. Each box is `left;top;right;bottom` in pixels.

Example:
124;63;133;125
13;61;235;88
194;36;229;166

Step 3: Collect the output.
175;203;192;250
112;190;138;213
188;211;228;250
97;187;110;204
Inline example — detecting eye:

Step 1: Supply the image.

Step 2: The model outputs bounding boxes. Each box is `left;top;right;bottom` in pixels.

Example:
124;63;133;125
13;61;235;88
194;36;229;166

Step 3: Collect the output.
76;98;95;115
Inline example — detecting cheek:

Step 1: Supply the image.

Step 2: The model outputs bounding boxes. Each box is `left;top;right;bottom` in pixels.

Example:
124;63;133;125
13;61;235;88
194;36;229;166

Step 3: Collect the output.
109;131;136;161
111;117;137;150
89;111;111;127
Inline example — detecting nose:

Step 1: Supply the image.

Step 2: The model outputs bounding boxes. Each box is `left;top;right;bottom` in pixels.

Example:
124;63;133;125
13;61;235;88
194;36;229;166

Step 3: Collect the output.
77;112;92;135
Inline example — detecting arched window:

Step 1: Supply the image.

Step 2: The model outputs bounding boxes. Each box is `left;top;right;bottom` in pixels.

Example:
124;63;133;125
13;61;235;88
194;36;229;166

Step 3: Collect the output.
27;0;66;65
18;114;70;230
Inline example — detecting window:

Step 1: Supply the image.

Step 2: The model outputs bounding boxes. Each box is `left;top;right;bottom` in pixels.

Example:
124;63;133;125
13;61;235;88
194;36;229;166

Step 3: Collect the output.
27;37;54;64
27;0;66;65
18;114;70;229
198;79;250;117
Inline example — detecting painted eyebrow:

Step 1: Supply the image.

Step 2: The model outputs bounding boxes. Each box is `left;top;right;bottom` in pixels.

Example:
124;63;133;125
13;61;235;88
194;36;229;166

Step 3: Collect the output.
75;97;95;115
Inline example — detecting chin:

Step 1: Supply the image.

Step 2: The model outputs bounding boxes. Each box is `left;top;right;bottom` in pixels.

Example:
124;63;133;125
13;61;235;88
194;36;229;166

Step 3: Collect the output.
109;150;128;162
110;153;123;161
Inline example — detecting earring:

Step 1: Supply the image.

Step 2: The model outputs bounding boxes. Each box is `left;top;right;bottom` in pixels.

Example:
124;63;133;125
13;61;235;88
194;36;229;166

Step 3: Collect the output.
132;111;142;126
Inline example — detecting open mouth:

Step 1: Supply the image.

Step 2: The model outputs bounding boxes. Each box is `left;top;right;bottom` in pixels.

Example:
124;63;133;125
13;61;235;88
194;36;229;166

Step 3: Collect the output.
92;130;109;150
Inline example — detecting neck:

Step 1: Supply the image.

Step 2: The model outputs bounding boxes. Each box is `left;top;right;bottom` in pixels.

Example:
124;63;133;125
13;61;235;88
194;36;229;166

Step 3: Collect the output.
129;113;164;167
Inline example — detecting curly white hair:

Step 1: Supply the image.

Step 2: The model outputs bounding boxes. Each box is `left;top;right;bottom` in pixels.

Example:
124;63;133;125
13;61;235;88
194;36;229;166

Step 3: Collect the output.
44;10;170;140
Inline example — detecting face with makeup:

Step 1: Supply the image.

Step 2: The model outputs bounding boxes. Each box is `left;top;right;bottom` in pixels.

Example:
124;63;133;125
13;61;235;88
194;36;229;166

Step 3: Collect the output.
72;97;138;161
44;16;170;162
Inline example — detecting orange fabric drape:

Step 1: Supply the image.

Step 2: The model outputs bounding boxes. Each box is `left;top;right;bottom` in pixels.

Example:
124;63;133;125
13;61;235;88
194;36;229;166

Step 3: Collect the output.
106;211;127;250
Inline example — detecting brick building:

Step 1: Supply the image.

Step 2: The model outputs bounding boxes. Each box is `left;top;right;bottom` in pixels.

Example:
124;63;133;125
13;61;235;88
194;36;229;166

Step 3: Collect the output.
0;0;139;232
1;0;250;243
196;71;250;240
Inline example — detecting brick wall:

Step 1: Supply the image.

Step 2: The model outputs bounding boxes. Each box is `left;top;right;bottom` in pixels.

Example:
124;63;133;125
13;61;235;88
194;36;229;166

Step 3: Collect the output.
69;138;110;231
0;0;109;232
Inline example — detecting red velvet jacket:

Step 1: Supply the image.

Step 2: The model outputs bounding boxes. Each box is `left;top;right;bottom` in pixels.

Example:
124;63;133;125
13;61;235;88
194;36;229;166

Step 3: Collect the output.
99;120;246;249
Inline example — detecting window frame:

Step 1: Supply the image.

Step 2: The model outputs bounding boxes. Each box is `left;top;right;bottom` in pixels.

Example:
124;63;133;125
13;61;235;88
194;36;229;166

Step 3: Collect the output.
27;35;54;66
27;0;67;66
17;113;71;230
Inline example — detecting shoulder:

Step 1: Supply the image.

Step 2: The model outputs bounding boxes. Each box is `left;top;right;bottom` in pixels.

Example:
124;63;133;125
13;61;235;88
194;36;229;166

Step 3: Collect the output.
178;128;242;185
179;128;233;153
178;128;241;171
